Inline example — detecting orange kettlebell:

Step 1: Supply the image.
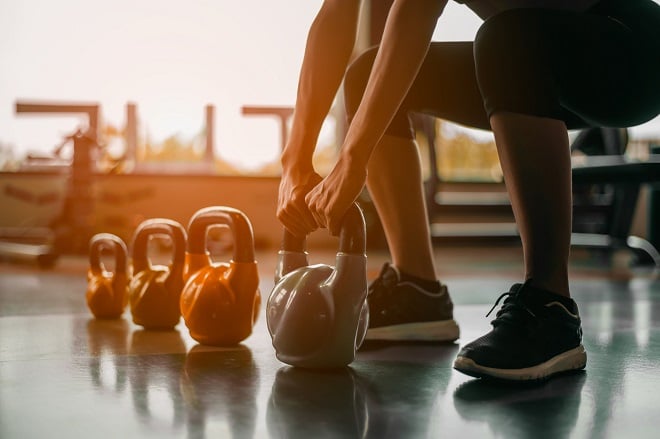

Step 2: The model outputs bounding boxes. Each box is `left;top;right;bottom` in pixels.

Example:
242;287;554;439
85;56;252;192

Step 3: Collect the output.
128;219;187;330
180;206;261;346
86;233;129;319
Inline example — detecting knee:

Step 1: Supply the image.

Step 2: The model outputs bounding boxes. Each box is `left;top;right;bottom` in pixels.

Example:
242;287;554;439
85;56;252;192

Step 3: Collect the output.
343;46;379;118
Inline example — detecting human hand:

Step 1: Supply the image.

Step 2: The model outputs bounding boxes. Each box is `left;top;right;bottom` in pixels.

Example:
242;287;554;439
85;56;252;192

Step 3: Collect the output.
305;154;367;236
277;167;323;237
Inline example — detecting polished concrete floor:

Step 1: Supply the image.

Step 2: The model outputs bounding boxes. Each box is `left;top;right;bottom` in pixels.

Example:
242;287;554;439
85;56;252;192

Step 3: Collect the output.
1;245;659;438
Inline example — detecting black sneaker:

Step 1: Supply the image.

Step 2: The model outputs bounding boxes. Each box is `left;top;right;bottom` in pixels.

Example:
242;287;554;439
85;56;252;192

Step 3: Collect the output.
365;263;460;342
453;281;587;382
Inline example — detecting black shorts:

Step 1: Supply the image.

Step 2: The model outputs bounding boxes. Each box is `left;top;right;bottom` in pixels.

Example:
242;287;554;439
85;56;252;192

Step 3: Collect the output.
343;0;660;138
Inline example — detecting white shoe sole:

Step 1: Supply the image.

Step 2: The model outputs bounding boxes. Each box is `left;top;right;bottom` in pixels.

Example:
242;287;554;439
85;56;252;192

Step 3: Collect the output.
453;344;587;381
365;319;460;342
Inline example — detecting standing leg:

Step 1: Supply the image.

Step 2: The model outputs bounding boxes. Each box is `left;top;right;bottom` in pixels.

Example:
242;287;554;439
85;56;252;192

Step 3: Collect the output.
453;9;588;382
343;42;489;279
453;2;660;380
452;111;586;380
360;132;459;342
366;134;436;281
343;42;488;341
490;113;572;297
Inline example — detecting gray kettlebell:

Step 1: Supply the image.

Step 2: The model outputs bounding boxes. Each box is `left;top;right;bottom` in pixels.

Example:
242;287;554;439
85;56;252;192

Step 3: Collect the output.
267;203;369;368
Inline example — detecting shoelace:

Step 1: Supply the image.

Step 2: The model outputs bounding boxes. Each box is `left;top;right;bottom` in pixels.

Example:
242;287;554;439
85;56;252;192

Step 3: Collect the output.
485;290;538;329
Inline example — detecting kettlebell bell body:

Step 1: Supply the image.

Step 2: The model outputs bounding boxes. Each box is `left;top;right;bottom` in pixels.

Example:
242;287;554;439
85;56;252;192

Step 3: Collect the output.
180;206;261;346
129;219;187;330
86;233;129;319
267;203;369;368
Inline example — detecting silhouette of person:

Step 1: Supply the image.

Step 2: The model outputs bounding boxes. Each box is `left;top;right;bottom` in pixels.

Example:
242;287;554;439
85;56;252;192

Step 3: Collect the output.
277;0;660;381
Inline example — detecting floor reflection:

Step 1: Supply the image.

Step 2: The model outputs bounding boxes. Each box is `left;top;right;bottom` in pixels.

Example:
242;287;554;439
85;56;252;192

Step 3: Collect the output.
128;330;187;431
86;319;130;394
357;341;458;438
83;318;263;438
181;344;260;439
3;258;658;439
267;367;371;439
453;372;587;439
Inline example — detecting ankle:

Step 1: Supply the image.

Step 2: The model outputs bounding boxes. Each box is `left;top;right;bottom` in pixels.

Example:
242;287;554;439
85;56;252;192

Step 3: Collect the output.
523;279;576;311
398;269;441;293
526;277;570;298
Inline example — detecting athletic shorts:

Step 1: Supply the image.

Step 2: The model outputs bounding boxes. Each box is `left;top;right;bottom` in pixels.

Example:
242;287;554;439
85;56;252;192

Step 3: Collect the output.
343;0;660;137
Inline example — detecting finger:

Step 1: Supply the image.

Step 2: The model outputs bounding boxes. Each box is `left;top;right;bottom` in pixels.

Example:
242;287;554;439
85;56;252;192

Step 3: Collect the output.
283;224;307;239
305;198;327;230
279;195;318;232
328;217;341;237
296;204;319;232
277;207;307;236
280;210;316;237
289;194;318;232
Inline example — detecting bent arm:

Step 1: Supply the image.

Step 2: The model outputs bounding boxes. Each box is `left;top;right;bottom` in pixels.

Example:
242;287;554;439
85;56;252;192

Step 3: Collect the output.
341;0;447;167
304;0;448;234
281;0;361;173
277;0;361;236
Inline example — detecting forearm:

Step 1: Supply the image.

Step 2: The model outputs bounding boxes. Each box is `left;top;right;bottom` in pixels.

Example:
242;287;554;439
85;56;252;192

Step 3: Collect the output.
282;0;361;172
340;0;447;166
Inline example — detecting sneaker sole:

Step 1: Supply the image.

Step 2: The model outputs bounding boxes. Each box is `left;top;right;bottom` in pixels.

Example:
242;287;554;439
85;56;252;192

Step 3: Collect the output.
453;344;587;382
365;319;460;342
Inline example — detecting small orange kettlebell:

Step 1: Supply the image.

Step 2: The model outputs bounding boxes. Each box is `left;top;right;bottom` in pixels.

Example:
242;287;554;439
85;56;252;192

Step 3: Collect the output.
180;206;261;346
86;233;129;319
128;218;187;330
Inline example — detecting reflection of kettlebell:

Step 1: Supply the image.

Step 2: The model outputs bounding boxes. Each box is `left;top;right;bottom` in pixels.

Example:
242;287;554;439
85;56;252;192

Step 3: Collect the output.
267;367;372;438
267;203;369;368
85;318;130;392
129;219;187;330
86;233;129;319
180;345;259;438
128;329;187;426
180;206;261;346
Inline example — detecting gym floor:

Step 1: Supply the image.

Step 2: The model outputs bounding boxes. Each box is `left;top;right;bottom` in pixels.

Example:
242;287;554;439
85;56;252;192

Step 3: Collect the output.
1;244;658;438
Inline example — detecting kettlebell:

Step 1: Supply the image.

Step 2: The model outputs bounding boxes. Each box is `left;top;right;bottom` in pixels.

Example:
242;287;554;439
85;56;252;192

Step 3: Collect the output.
267;202;369;368
180;206;261;346
86;233;129;319
129;218;187;330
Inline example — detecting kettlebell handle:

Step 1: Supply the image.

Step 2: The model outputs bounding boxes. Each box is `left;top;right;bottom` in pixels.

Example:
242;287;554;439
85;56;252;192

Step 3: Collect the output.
280;229;306;253
280;202;366;255
132;219;187;274
89;233;127;275
187;206;256;263
338;203;366;255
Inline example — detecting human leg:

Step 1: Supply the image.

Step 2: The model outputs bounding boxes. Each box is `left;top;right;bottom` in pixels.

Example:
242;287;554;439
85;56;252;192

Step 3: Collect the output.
490;113;572;296
366;134;436;280
455;3;660;381
343;43;488;341
362;134;459;341
475;2;659;297
451;112;585;380
453;116;584;379
344;42;489;278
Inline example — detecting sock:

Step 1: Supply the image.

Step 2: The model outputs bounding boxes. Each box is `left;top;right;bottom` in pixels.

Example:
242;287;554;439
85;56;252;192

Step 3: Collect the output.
399;270;441;293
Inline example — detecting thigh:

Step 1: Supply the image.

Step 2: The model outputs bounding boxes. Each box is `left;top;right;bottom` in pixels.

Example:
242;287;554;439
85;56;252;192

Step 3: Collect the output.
402;42;491;131
344;42;491;136
475;5;660;128
554;9;660;127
